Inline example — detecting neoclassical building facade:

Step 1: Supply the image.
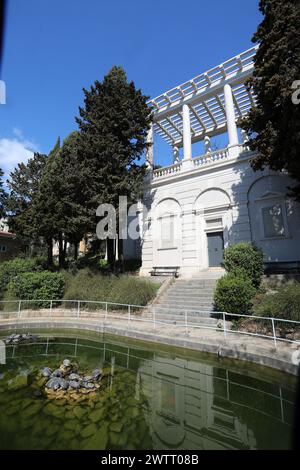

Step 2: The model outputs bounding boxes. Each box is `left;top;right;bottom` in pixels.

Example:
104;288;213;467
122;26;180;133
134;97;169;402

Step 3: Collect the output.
124;46;300;277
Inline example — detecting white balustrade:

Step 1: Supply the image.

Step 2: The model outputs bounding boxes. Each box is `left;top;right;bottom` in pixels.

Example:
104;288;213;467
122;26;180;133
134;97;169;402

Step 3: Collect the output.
152;145;248;181
193;148;229;167
152;162;182;179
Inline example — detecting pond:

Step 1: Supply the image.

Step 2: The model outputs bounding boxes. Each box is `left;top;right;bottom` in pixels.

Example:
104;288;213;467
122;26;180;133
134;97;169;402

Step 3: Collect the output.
0;328;297;450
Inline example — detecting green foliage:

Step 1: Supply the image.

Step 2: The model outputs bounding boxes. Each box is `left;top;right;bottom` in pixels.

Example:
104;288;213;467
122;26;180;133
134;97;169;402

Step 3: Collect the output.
223;242;264;288
214;272;256;315
34;134;90;268
0;168;7;218
0;257;46;297
63;269;159;306
252;283;300;321
7;271;65;307
241;0;300;200
76;66;152;266
6;152;47;241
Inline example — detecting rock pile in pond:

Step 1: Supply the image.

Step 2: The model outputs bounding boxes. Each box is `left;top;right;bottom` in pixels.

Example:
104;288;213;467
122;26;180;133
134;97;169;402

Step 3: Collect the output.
40;359;103;400
5;333;39;345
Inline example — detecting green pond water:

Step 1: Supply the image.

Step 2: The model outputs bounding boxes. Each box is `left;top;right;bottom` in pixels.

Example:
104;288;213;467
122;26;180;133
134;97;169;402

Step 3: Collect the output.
0;328;297;450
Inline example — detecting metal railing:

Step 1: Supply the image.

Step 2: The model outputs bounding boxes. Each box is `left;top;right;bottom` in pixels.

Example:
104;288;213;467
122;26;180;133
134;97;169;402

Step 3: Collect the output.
0;299;299;349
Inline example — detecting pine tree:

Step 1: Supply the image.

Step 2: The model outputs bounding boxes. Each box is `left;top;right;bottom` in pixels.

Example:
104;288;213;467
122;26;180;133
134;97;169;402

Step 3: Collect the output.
0;168;7;219
32;138;64;267
76;66;152;267
34;134;91;268
242;0;300;199
6;152;48;256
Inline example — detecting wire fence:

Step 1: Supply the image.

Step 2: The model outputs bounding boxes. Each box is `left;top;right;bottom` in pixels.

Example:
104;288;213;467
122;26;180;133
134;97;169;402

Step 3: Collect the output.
0;299;299;349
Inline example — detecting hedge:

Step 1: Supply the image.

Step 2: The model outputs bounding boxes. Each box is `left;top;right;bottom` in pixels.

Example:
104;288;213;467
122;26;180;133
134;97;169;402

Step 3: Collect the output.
0;257;46;297
7;271;65;307
252;283;300;322
214;271;256;315
223;242;264;288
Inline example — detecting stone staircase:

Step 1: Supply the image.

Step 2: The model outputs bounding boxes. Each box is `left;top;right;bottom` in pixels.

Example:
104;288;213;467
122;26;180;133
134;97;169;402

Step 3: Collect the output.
150;271;224;327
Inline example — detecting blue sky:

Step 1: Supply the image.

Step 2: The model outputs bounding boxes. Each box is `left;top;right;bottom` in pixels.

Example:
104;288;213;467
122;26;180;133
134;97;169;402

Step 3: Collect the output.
0;0;261;177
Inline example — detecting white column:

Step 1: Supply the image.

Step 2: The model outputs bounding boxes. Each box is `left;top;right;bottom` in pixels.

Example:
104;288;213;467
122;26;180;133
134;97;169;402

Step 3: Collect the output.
173;145;180;163
241;129;248;143
204;136;212;153
224;84;239;147
146;124;154;169
182;103;192;160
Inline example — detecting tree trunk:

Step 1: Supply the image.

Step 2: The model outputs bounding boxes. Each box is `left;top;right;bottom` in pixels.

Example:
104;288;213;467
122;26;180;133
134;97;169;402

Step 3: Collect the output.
118;237;124;273
74;242;79;261
58;233;65;269
47;238;53;268
63;238;67;262
107;238;115;271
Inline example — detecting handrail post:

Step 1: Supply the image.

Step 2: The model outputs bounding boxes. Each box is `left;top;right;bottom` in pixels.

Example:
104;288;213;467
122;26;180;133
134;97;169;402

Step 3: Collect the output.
185;310;188;335
49;300;53;320
128;305;131;328
271;318;277;349
77;300;80;319
18;300;22;319
105;302;108;321
223;312;227;339
153;307;156;330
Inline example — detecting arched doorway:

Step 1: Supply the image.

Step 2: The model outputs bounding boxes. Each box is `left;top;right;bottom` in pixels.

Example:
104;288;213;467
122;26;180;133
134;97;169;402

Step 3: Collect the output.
194;189;232;270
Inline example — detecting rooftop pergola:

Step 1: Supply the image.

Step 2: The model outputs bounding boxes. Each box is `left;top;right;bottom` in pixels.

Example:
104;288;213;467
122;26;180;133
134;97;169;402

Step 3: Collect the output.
147;45;258;169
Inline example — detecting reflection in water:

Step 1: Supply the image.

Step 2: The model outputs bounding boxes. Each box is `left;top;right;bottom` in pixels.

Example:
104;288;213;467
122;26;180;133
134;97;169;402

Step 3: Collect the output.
2;332;296;450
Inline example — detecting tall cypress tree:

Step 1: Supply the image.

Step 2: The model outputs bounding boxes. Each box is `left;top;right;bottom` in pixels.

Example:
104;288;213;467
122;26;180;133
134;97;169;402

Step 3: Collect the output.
34;134;91;268
242;0;300;200
0;168;7;220
76;66;152;267
33;138;64;267
6;152;48;257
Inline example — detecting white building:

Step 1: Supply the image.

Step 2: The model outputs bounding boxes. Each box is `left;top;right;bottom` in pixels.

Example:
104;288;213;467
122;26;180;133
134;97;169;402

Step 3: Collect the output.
132;46;300;277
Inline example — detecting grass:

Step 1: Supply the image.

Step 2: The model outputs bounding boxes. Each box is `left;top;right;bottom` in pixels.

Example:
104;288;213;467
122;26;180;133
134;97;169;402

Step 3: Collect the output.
62;268;160;306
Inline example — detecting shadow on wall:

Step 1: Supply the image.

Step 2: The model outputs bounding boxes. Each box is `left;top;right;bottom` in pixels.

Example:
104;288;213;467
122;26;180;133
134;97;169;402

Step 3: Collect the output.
230;149;300;270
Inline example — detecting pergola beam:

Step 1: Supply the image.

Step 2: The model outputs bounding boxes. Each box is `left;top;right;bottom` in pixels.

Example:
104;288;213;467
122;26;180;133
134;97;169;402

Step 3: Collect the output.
149;46;258;148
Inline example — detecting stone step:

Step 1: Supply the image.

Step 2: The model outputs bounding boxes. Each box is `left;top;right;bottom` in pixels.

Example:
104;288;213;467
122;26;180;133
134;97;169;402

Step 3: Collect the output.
157;299;214;307
175;280;217;286
152;315;218;326
171;282;217;289
159;295;214;304
152;306;215;315
163;291;214;299
168;288;215;294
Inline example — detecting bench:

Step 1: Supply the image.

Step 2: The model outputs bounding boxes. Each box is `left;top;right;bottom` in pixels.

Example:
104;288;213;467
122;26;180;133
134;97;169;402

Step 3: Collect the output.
150;266;180;278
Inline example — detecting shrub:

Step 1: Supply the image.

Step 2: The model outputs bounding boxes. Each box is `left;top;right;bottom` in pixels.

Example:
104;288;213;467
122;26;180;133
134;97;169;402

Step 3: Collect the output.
0;257;46;297
223;242;264;288
214;272;256;315
63;268;159;306
7;271;65;307
252;283;300;322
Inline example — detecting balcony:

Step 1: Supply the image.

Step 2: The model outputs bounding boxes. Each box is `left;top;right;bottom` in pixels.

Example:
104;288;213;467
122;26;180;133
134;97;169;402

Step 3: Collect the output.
152;144;251;182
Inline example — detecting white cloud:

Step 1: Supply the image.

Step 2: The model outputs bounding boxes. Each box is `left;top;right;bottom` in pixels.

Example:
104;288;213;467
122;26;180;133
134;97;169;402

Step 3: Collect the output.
0;130;39;180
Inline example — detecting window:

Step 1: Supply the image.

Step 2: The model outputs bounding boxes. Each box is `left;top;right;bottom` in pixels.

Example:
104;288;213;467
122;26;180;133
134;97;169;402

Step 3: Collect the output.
160;214;175;249
160;380;176;416
0;245;7;252
262;204;286;238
